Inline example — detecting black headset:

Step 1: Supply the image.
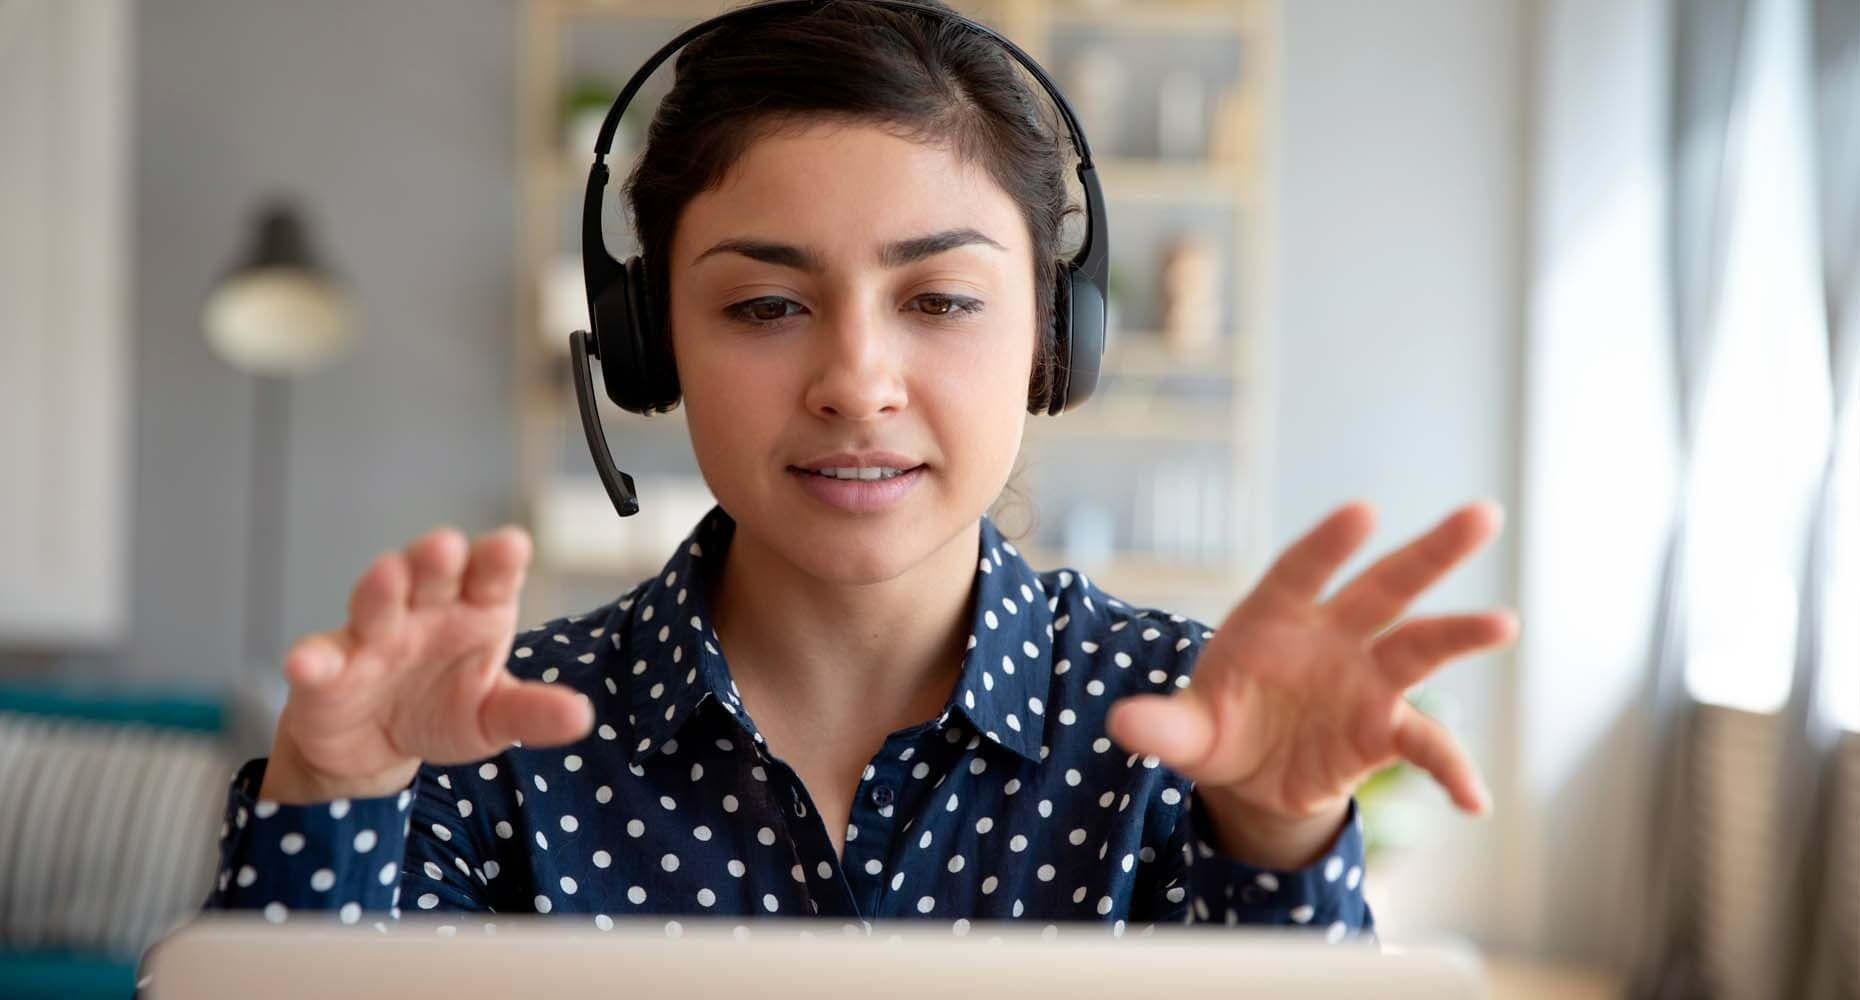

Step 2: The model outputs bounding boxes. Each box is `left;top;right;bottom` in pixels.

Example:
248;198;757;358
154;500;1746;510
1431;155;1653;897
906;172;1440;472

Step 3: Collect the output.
568;0;1109;518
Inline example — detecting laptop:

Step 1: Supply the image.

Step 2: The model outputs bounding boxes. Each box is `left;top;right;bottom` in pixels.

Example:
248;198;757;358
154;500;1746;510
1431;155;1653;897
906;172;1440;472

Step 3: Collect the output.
141;914;1480;988
142;914;1486;998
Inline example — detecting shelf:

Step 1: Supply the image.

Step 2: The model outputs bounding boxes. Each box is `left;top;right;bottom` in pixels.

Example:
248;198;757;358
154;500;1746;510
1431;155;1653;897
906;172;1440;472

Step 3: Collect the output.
1015;545;1242;599
1045;0;1263;33
1026;397;1237;441
554;0;736;21
1100;332;1237;378
1096;158;1257;204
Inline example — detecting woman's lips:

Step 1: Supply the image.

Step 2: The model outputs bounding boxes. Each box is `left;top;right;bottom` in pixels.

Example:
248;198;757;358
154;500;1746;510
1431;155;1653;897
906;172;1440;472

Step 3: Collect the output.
788;465;927;513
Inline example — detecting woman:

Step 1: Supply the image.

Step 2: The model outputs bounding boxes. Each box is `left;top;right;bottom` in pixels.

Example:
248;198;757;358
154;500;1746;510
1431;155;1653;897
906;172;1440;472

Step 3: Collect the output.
203;0;1514;939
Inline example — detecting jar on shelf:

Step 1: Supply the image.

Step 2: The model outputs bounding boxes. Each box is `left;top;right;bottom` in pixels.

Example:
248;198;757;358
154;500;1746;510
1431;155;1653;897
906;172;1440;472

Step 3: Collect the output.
1158;232;1218;355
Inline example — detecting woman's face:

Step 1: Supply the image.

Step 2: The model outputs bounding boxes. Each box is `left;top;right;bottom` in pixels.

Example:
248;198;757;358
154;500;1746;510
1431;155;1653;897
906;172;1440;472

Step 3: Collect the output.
668;121;1038;584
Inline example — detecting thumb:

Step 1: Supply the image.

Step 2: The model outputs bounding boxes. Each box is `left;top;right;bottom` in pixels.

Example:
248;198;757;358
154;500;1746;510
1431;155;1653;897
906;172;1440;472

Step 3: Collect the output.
1105;688;1218;779
477;680;595;752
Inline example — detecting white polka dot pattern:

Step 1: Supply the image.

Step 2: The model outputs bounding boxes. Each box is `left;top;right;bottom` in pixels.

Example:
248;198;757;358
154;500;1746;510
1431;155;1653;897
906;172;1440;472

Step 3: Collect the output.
201;506;1371;940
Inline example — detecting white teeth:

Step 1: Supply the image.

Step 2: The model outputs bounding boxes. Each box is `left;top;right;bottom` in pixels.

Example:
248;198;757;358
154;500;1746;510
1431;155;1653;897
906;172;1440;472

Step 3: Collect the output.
814;466;907;481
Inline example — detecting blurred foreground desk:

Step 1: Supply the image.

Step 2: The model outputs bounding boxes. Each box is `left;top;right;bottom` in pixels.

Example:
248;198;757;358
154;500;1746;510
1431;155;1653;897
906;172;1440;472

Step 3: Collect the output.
1486;954;1623;1000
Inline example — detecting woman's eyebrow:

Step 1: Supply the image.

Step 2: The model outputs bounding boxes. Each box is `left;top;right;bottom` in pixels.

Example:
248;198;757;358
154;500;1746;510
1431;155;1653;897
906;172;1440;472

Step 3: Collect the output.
690;227;1005;272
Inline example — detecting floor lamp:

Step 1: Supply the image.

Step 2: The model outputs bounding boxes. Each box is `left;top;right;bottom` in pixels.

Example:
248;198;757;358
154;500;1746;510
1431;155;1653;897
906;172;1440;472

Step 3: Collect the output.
202;198;355;675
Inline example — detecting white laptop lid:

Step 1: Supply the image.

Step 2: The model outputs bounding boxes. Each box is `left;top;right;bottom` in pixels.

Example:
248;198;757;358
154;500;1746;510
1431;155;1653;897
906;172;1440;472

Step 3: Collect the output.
143;915;1486;999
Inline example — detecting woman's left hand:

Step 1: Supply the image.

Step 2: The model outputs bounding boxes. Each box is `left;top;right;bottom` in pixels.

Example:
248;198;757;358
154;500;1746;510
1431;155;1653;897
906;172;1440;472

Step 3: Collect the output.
1105;500;1518;869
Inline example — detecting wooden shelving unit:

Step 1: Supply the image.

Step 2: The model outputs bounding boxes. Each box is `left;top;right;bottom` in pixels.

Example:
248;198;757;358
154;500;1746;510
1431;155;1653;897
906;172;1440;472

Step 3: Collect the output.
516;0;1278;625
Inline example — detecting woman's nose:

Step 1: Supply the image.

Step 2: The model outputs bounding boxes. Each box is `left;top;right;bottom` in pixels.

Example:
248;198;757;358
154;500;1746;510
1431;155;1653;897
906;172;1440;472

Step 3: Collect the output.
802;308;908;422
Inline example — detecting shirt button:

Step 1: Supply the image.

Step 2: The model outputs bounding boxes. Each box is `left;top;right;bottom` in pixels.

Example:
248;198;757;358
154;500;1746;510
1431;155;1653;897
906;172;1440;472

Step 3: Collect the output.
870;783;894;808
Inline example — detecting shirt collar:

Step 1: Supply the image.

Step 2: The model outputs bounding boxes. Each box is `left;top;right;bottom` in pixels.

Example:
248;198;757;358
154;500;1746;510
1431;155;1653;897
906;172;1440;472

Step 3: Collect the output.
619;506;1053;766
620;505;742;765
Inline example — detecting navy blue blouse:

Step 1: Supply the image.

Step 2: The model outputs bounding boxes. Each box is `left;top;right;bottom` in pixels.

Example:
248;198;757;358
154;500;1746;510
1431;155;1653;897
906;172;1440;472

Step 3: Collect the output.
201;506;1373;938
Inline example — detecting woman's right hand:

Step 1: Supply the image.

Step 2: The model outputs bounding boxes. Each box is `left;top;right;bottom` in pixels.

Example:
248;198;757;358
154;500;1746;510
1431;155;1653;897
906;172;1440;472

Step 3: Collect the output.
258;525;595;804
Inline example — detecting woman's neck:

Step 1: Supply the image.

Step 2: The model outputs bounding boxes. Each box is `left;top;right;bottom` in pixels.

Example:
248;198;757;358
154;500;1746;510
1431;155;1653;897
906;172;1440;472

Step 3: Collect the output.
708;518;980;739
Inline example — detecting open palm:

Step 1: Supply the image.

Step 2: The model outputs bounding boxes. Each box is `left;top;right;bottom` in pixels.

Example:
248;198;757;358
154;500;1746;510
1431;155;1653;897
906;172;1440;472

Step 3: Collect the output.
1107;501;1517;822
267;526;592;800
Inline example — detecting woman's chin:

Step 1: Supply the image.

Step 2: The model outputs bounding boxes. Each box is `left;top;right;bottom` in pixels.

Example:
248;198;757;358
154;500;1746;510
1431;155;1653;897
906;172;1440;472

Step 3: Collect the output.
776;527;925;586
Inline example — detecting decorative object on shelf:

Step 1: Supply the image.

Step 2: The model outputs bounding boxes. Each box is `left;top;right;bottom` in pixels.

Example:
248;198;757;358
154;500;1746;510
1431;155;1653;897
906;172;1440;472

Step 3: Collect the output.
202;198;356;674
543;253;589;354
1354;686;1456;861
1158;231;1219;354
1207;83;1257;165
561;77;635;163
1156;67;1207;161
1104;263;1128;350
533;475;715;576
1134;459;1229;562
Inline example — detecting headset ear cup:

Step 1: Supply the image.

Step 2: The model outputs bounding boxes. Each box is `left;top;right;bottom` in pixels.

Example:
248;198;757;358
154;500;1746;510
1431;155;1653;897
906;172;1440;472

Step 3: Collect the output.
1061;265;1105;412
621;258;680;414
630;255;680;411
1036;261;1073;415
591;266;642;413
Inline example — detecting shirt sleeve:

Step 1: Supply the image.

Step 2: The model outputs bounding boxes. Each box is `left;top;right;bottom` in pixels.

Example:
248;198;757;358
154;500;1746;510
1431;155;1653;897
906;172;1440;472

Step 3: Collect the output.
1145;785;1375;942
201;755;492;922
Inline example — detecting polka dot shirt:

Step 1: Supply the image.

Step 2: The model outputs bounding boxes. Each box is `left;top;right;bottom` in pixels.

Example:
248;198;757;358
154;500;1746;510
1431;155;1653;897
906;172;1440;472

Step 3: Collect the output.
203;506;1373;940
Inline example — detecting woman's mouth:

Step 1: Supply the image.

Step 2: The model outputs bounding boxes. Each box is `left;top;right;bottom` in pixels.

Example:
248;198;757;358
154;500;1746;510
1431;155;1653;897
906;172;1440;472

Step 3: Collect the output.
787;464;928;512
798;466;916;481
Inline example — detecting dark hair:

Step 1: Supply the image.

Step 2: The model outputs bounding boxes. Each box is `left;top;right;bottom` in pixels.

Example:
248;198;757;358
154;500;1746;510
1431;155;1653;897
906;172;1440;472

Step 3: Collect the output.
623;0;1078;412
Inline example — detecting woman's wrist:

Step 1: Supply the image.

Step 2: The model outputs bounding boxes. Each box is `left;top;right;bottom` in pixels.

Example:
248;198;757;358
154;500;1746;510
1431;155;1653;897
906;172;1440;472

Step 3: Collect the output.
257;726;420;804
1192;785;1351;871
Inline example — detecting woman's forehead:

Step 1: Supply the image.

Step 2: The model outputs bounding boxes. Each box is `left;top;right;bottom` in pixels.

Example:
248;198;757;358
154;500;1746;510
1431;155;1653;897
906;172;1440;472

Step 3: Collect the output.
672;124;1026;267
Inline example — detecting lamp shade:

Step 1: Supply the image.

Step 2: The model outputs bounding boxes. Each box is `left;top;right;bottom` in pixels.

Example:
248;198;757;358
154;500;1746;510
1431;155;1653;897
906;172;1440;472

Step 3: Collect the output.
203;200;355;375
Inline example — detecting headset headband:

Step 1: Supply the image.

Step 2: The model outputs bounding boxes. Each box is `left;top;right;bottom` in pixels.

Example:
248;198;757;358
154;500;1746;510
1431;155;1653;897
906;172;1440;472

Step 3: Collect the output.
581;0;1108;300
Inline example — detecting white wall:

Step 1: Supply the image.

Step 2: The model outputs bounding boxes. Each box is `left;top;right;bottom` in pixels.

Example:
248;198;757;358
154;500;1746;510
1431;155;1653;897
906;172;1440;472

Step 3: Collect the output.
1514;0;1678;968
1270;0;1530;949
0;0;130;647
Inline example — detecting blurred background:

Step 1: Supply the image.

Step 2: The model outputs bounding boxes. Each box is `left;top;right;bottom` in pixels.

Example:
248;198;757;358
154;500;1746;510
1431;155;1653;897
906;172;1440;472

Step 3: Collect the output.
0;0;1854;998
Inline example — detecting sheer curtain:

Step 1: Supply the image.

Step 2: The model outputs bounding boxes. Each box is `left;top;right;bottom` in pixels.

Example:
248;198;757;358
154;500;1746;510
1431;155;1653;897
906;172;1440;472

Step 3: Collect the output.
1633;0;1860;997
1790;3;1860;995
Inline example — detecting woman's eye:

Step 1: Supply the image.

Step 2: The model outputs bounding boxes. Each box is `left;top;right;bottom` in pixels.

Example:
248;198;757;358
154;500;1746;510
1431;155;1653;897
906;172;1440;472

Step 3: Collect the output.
724;297;803;326
912;294;983;319
723;294;983;327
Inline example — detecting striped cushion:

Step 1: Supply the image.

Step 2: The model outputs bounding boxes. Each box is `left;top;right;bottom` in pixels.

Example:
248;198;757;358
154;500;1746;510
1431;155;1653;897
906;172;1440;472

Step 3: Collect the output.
0;712;231;959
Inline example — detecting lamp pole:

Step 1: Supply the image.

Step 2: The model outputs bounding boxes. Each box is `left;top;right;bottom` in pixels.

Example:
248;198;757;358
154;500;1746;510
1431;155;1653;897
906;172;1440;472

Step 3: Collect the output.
203;197;354;675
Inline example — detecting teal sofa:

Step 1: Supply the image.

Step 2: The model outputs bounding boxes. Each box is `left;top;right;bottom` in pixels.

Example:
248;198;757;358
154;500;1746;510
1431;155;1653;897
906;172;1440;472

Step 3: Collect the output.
0;683;231;1000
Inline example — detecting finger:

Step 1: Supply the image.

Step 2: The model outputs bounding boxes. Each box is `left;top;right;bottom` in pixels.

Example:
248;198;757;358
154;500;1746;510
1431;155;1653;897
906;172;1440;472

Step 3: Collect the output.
477;681;595;751
1104;689;1221;781
460;525;532;607
1390;704;1489;814
1372;610;1519;690
405;527;469;609
1240;501;1377;619
282;630;350;691
347;550;409;647
1326;501;1504;636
